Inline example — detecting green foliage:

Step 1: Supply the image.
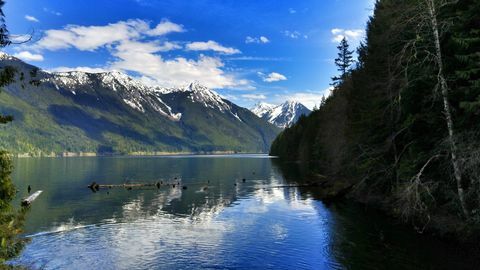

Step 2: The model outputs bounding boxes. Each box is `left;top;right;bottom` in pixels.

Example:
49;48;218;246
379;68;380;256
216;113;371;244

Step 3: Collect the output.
331;37;354;87
0;152;27;264
0;0;10;48
0;2;29;264
0;152;28;265
0;152;14;210
271;0;480;230
0;64;279;155
0;66;15;124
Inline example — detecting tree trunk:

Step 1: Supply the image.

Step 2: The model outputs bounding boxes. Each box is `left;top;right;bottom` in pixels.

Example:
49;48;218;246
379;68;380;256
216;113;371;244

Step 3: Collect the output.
427;0;469;218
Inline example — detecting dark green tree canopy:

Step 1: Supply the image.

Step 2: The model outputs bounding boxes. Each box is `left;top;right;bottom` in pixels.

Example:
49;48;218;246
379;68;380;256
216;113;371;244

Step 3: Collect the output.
271;0;480;232
331;37;354;87
0;0;10;48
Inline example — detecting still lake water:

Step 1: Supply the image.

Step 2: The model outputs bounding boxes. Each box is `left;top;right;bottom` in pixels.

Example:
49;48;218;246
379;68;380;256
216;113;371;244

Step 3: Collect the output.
7;155;477;269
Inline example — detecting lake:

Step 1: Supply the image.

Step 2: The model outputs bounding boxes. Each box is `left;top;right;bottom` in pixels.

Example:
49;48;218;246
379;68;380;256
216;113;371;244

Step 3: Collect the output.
7;155;477;269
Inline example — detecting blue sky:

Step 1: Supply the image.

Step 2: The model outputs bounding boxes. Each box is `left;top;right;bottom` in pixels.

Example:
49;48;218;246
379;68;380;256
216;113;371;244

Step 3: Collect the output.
3;0;374;109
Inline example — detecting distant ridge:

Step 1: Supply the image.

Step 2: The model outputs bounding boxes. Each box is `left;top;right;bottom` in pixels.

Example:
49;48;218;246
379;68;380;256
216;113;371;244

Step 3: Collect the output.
0;52;281;155
251;101;311;128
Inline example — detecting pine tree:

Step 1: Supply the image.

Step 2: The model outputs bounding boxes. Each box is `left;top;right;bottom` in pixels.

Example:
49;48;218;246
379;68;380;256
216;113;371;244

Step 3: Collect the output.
452;0;480;116
0;0;10;48
331;37;354;87
0;1;27;263
0;0;13;124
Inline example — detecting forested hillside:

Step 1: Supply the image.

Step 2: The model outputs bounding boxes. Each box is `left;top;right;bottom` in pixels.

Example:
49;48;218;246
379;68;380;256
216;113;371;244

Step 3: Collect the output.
271;0;480;233
0;55;280;156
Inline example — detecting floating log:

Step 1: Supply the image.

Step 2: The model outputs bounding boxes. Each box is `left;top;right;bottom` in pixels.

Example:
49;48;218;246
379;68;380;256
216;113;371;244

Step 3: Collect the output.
87;182;160;189
21;190;43;206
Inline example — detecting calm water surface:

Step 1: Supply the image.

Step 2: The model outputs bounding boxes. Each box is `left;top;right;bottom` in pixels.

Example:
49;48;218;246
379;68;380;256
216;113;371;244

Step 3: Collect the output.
7;155;477;269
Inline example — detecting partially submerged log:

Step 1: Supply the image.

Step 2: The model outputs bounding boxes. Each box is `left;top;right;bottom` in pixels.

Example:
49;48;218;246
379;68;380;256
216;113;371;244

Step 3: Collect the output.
87;181;185;191
21;190;43;206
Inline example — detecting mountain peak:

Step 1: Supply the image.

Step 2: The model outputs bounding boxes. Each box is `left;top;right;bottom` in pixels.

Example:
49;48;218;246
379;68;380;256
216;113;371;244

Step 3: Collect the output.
179;81;232;112
251;102;275;117
187;81;207;91
0;51;16;61
97;70;149;92
0;56;281;154
251;100;311;128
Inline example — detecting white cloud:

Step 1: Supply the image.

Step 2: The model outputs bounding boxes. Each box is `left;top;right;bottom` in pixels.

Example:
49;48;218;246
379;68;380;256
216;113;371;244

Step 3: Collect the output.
185;40;240;55
43;8;62;16
146;20;185;36
289;8;297;14
35;20;148;51
111;39;247;89
156;41;183;52
25;15;39;22
31;19;249;89
258;72;287;83
260;36;270;43
13;51;44;61
242;94;267;100
49;66;108;73
331;28;365;43
282;30;307;39
245;36;270;44
34;19;184;52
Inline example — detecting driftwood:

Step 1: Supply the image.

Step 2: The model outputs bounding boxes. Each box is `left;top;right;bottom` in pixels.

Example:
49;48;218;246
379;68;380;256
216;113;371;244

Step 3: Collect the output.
86;178;352;200
21;190;43;206
87;181;183;192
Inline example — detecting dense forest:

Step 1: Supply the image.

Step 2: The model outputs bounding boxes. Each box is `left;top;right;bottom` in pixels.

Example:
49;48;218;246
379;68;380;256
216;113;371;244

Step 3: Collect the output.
271;0;480;235
0;0;28;264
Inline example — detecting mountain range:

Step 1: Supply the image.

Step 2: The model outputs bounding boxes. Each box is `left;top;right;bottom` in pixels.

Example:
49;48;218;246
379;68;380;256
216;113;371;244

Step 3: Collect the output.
0;52;281;156
251;101;311;128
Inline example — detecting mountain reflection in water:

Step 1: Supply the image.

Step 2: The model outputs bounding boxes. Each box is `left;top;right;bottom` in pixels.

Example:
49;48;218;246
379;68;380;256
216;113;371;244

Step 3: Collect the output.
7;155;477;270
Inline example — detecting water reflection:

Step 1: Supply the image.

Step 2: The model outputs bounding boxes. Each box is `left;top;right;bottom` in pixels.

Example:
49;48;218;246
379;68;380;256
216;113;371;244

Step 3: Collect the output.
7;156;478;269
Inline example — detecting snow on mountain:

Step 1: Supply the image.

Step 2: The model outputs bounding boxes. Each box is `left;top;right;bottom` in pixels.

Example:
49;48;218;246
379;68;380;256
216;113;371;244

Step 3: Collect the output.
0;51;18;61
251;101;311;128
42;68;239;122
48;71;93;91
251;102;275;117
0;52;250;124
98;71;151;93
181;81;231;112
0;52;282;153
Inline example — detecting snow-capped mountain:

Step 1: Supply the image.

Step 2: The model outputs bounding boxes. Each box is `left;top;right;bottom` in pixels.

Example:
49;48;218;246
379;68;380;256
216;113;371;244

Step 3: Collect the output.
251;101;311;128
251;102;276;117
44;71;236;121
0;53;280;154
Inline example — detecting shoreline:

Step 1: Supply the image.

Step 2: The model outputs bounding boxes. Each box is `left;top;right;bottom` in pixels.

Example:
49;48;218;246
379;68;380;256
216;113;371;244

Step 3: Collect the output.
11;151;271;158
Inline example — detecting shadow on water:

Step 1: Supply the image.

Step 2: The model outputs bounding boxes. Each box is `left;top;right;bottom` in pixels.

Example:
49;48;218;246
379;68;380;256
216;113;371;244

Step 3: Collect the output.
273;160;480;270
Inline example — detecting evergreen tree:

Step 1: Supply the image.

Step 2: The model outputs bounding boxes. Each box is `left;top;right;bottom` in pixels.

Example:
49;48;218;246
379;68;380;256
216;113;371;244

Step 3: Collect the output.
0;0;10;48
320;96;326;108
271;0;480;232
0;0;13;124
452;0;480;116
0;1;28;263
331;37;354;87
